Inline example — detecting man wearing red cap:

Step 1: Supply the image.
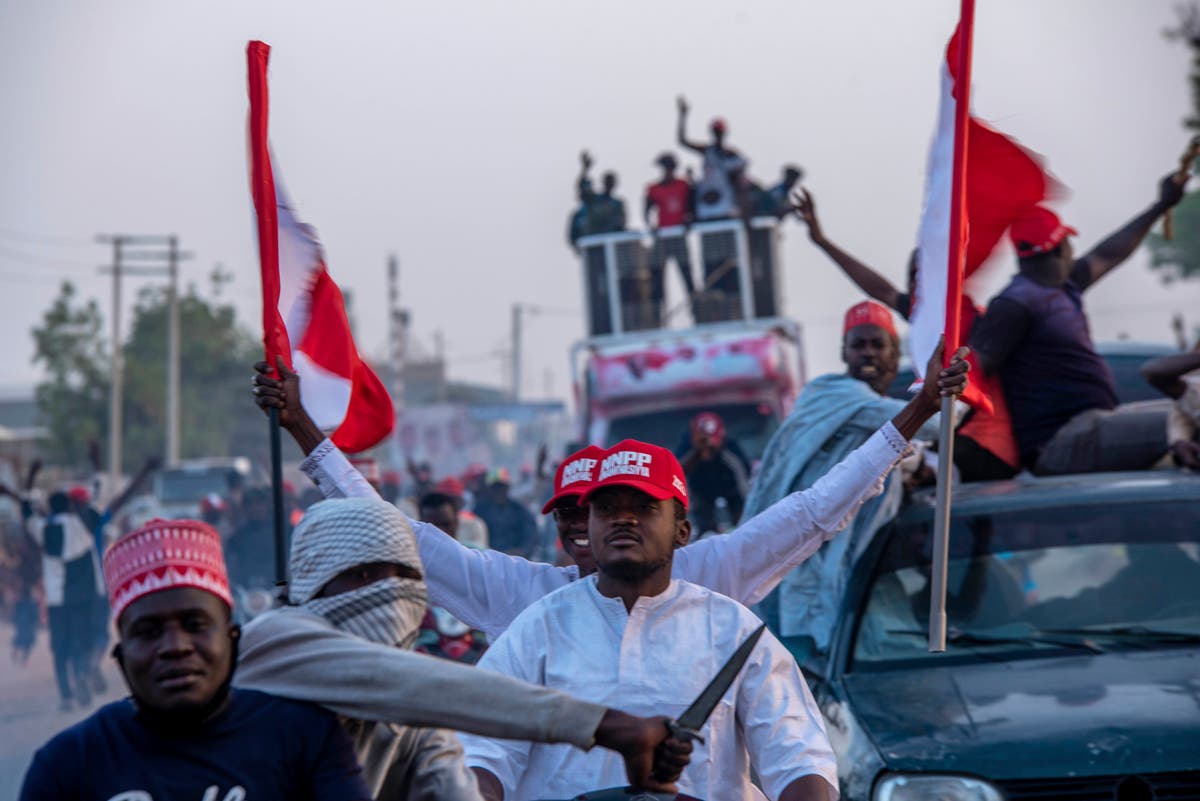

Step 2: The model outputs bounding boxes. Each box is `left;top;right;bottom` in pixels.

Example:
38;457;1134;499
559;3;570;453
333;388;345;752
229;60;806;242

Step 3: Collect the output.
253;353;967;646
677;410;751;535
462;439;837;801
742;311;970;654
234;496;689;799
969;172;1188;474
20;518;373;801
793;187;1021;481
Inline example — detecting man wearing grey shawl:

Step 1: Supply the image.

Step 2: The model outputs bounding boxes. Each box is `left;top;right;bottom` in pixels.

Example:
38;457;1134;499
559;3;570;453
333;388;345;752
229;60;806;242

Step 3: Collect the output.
236;497;687;801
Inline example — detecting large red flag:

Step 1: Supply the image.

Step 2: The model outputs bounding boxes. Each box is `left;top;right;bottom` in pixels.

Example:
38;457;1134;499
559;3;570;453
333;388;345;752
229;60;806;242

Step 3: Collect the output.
909;23;1057;410
247;41;394;454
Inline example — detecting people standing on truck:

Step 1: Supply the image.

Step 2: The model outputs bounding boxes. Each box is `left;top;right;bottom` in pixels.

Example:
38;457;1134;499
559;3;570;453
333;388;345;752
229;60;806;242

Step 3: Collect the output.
1141;339;1200;470
742;304;965;659
752;165;804;219
251;350;968;640
473;468;540;558
969;171;1187;474
676;411;751;536
644;152;697;298
676;95;748;222
791;187;1020;481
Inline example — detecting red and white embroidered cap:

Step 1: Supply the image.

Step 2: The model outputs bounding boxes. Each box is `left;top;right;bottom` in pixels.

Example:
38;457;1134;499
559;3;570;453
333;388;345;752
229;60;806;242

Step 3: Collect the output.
103;518;233;623
541;445;606;514
578;439;689;510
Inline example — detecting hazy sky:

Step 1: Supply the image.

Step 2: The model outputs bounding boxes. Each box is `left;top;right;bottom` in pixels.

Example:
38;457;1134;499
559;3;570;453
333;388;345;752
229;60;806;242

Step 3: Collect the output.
1;0;1195;405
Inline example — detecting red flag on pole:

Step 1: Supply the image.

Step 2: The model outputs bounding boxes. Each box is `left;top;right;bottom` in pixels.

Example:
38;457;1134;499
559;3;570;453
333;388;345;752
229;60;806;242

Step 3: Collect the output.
246;41;394;454
909;20;1057;406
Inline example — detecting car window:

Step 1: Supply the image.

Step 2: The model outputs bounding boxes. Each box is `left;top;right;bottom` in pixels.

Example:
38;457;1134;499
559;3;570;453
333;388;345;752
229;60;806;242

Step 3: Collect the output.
849;502;1200;669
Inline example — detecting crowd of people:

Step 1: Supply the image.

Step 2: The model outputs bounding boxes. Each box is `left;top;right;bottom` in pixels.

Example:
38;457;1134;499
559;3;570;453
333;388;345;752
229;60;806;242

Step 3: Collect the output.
7;337;973;800
2;125;1197;801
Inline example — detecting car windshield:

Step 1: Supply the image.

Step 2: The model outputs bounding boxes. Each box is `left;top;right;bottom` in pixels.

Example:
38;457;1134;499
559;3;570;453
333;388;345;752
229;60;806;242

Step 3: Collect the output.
850;501;1200;669
605;401;779;461
155;469;232;504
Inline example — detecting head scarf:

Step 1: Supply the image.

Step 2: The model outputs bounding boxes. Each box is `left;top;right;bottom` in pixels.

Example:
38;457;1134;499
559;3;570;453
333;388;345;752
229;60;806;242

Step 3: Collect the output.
287;498;427;649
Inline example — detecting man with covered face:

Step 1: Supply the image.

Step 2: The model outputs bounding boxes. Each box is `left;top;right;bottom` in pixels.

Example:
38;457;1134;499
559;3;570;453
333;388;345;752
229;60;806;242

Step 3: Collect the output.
234;497;689;800
252;350;968;641
20;519;372;801
462;440;837;801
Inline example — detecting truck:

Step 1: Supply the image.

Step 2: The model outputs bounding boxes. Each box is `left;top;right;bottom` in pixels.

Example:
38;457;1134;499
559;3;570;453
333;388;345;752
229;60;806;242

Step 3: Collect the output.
571;217;805;461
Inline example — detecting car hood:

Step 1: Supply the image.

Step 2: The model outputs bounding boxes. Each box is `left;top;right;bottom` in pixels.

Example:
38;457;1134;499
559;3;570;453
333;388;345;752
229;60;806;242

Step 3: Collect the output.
842;648;1200;778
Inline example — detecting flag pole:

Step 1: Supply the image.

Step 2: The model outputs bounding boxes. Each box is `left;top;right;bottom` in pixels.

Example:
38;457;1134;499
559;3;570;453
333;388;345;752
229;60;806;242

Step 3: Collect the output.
247;40;290;587
269;407;287;586
929;0;975;653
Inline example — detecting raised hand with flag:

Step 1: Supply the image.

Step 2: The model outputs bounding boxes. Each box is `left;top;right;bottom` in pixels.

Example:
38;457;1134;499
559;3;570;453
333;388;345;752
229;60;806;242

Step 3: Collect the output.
247;41;394;457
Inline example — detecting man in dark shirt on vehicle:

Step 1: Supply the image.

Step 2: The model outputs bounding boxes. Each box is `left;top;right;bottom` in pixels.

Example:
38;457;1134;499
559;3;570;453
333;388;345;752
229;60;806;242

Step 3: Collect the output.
677;411;751;536
20;518;371;801
970;172;1188;474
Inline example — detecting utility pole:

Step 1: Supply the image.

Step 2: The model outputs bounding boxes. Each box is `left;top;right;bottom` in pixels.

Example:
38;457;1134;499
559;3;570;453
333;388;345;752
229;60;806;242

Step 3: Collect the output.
98;234;192;480
166;236;181;465
387;254;407;413
105;237;124;494
511;303;523;402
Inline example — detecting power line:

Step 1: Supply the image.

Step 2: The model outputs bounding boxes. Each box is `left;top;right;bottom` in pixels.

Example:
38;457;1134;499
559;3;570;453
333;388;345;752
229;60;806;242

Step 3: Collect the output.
0;244;97;270
0;228;94;247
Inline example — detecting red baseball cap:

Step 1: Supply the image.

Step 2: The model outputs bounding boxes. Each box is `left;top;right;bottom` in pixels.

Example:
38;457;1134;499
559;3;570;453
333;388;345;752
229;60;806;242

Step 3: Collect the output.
843;300;898;338
541;445;606;514
578;439;689;510
1010;206;1078;258
710;117;727;133
432;476;465;500
67;486;91;504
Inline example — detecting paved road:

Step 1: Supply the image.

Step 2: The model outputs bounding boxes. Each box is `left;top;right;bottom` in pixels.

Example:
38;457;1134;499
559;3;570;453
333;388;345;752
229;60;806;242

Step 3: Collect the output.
0;623;125;801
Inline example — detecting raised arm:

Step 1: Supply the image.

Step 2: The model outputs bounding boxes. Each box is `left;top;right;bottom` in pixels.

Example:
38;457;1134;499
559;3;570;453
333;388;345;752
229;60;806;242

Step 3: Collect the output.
676;95;704;154
1074;172;1187;290
252;358;569;637
1141;349;1200;399
792;188;903;311
104;456;161;518
672;345;968;606
576;150;594;199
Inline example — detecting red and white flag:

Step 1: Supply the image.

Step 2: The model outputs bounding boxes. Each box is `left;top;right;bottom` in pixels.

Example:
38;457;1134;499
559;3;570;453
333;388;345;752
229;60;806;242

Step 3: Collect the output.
909;15;1056;405
247;41;394;454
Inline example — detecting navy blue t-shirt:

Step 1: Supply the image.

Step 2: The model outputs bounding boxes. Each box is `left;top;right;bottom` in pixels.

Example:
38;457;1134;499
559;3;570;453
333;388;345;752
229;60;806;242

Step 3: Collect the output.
970;273;1118;465
20;689;370;801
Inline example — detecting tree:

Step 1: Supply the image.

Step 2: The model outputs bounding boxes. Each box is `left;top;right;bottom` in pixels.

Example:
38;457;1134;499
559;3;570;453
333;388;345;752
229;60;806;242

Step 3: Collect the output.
32;282;272;473
31;282;110;467
1149;3;1200;282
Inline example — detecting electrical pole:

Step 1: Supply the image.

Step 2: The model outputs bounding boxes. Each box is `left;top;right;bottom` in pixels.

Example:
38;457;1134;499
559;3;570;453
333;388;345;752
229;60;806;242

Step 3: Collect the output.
166;235;181;465
511;303;523;402
98;234;191;479
388;254;407;414
106;237;124;494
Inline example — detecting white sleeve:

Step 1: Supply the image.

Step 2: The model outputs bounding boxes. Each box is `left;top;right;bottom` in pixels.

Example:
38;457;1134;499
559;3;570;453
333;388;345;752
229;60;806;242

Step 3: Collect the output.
299;438;381;500
738;631;840;799
672;422;907;607
299;437;575;639
459;625;543;792
1168;402;1196;445
417;524;575;640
